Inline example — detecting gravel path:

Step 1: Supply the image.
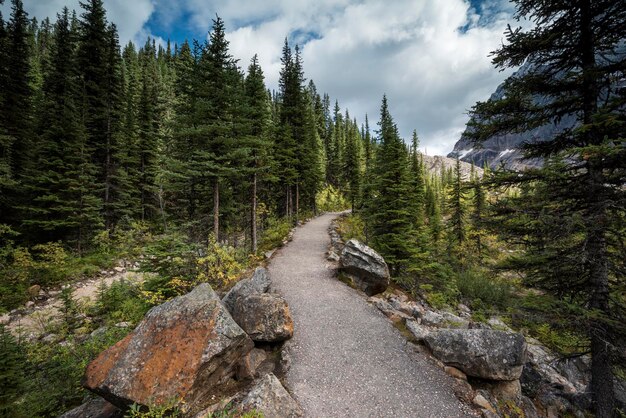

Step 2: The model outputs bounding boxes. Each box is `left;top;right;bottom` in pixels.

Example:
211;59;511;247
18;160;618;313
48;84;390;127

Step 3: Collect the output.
268;213;473;417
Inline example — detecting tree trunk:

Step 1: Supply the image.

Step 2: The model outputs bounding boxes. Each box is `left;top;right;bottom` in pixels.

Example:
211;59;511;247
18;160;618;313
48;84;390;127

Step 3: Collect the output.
579;2;614;414
213;178;219;240
295;183;300;223
251;171;257;253
587;167;614;417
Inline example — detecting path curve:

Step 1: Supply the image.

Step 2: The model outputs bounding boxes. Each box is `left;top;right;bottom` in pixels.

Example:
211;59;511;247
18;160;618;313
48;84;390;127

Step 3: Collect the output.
268;213;473;417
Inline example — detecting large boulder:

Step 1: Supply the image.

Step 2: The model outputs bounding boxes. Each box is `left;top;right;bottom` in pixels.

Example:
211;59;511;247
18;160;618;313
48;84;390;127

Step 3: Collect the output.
424;329;527;380
231;293;294;343
238;374;303;418
83;283;254;416
339;239;390;296
222;267;271;313
59;397;122;418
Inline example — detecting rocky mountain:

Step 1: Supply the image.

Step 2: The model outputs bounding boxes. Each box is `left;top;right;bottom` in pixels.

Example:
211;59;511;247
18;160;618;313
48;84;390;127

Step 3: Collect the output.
421;154;483;179
447;63;577;170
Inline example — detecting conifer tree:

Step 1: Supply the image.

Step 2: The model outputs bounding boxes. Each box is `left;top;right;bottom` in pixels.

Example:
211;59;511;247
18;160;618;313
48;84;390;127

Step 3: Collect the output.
468;1;626;414
24;7;102;250
244;54;273;252
368;96;414;274
448;158;467;249
4;0;32;178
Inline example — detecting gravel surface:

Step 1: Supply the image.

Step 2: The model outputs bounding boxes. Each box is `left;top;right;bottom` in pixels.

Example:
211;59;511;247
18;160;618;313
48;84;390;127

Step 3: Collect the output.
268;213;474;417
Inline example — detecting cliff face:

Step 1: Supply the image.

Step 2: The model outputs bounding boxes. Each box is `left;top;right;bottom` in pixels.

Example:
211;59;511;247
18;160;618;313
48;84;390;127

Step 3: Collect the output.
447;64;577;170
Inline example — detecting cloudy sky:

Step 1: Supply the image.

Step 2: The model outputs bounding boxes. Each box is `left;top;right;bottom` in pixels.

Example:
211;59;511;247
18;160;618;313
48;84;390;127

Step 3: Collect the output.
5;0;519;156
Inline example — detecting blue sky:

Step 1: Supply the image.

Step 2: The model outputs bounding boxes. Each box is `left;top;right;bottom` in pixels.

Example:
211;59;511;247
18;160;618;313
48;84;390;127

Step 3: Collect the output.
8;0;518;156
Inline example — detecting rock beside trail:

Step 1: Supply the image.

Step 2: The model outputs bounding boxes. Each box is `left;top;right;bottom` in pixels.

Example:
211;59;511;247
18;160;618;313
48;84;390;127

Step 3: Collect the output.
238;374;303;418
83;283;254;416
59;397;122;418
231;293;294;343
339;239;390;296
222;267;271;312
424;329;527;381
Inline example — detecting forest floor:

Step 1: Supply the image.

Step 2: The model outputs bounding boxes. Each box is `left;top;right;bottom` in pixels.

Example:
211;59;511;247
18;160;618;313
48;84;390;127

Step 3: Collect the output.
269;212;475;417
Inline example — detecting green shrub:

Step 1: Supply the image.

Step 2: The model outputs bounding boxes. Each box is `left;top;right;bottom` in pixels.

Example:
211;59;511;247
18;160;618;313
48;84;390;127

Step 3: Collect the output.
336;214;365;242
455;269;512;309
0;326;25;416
196;235;243;290
94;279;150;325
16;327;129;417
258;217;292;253
315;184;349;212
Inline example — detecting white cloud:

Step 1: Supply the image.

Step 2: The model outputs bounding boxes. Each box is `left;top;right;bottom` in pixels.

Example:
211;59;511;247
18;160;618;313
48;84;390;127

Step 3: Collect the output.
7;0;154;46
8;0;516;156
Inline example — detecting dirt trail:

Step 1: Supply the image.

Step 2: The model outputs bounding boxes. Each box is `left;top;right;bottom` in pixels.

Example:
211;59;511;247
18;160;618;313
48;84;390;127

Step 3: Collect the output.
1;269;146;339
268;213;473;417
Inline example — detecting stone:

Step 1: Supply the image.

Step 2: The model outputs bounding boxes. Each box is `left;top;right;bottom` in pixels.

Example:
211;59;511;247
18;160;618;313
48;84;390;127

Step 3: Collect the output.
327;251;340;262
59;397;122;418
90;326;109;338
473;392;496;413
441;312;469;328
222;267;271;313
487;317;512;331
553;355;591;390
114;322;132;328
420;310;445;327
114;267;125;273
25;301;35;308
519;395;540;418
492;379;522;401
444;366;467;380
238;374;303;418
28;284;41;298
231;293;294;342
424;329;527;380
237;348;269;380
83;283;254;416
339;239;390;296
41;333;59;344
264;250;276;259
405;320;430;343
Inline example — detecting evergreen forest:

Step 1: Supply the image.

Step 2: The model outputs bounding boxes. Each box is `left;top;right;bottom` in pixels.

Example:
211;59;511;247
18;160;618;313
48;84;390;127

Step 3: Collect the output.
0;0;624;417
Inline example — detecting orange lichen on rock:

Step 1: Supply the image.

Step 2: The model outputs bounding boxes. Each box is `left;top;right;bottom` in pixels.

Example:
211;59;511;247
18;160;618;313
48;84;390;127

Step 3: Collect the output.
83;283;253;415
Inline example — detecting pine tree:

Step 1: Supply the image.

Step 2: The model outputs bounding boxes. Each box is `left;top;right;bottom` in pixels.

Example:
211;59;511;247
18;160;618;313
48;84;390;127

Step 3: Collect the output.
244;54;273;252
23;7;102;249
4;0;32;178
368;96;414;274
468;1;626;414
448;158;467;249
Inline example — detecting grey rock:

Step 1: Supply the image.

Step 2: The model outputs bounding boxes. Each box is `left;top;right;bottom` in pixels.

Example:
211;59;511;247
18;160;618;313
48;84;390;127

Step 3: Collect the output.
231;293;294;342
424;329;527;380
239;373;303;418
83;283;254;416
487;317;512;331
420;310;445;327
222;267;272;313
519;395;540;418
441;312;469;328
90;326;109;338
59;397;122;418
554;355;591;389
41;333;59;344
339;239;390;296
237;348;269;380
113;322;131;328
406;320;430;342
